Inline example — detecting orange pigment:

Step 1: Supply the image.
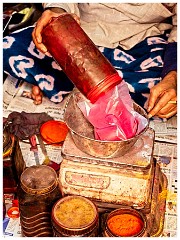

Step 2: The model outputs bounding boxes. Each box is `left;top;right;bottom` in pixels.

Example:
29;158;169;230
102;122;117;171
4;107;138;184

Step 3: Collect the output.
107;213;144;237
40;120;68;145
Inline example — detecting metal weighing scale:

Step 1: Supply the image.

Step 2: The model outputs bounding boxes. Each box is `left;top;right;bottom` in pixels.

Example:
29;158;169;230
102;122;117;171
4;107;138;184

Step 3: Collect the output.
59;92;168;237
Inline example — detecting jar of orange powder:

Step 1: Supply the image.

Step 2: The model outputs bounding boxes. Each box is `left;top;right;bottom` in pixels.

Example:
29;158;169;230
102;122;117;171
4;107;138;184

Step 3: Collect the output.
104;208;146;237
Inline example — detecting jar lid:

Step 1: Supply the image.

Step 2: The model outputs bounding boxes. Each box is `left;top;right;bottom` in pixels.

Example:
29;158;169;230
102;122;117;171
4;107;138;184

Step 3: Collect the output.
52;195;98;236
105;208;146;237
87;73;122;103
7;206;20;219
40;120;69;146
20;165;58;194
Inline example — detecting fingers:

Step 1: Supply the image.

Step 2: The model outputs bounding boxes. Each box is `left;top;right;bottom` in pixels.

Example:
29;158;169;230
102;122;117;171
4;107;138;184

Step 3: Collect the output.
32;9;59;54
147;71;177;114
148;97;177;119
156;108;177;119
32;17;49;54
71;14;80;24
147;89;171;116
32;9;80;56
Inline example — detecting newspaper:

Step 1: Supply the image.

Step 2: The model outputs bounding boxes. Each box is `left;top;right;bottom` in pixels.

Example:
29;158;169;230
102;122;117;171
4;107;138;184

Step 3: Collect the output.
150;116;177;237
19;139;63;167
153;140;177;237
3;75;69;120
149;116;177;144
3;75;21;118
3;77;177;237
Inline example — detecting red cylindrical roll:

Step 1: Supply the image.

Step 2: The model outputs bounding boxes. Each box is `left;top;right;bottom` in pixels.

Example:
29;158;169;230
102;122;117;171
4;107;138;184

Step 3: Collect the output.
42;13;122;103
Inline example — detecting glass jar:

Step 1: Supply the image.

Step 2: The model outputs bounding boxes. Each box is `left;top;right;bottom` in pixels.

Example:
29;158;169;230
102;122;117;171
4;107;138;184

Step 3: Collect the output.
17;165;62;237
42;13;122;103
51;195;99;237
103;208;146;237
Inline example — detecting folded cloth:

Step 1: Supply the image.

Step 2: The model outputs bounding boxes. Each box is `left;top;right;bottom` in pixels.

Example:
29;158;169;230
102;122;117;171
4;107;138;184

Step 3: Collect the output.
5;111;53;140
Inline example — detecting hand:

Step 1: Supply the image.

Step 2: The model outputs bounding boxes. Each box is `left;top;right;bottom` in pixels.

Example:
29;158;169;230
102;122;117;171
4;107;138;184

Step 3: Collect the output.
32;8;80;54
147;71;177;119
32;8;66;54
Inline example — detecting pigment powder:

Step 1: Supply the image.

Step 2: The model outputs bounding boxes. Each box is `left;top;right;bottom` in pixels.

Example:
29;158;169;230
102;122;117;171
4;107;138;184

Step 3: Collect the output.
107;213;144;237
54;197;96;228
40;120;68;145
52;196;99;236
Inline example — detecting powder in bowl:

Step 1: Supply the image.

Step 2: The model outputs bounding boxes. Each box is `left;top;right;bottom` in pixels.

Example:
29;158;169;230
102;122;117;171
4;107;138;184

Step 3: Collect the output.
105;208;146;237
52;195;99;237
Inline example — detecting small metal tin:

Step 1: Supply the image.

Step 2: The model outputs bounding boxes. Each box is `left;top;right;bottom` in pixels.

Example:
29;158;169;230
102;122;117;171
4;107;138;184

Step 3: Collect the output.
20;165;58;195
104;208;146;237
18;165;62;237
51;195;99;237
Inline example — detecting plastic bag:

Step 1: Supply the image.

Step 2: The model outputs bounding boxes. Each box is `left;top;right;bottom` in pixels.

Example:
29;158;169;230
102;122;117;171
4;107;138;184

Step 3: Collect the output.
77;81;148;141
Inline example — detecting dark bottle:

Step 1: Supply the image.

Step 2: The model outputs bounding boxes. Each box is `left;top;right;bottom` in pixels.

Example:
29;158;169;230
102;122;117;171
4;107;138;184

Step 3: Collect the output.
42;13;122;103
3;128;18;193
3;127;26;194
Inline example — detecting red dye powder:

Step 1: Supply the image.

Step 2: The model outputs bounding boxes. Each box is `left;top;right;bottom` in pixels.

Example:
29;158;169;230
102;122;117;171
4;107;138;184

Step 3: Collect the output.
107;213;144;237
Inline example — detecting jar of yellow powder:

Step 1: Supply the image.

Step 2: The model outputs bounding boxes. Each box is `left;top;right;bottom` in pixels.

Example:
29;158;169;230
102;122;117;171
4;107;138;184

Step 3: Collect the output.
51;195;99;237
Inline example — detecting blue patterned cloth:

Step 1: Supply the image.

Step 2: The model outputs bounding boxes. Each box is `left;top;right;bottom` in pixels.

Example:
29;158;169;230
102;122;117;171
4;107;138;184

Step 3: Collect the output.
3;26;168;108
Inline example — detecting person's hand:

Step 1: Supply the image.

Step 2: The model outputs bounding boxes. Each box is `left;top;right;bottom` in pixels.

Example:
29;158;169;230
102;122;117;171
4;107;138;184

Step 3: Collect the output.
147;71;177;119
32;8;80;55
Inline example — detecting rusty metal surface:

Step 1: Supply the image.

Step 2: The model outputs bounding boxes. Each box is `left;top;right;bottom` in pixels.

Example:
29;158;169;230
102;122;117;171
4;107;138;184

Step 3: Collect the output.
59;158;155;209
20;165;58;194
64;92;149;158
18;165;62;237
97;162;168;237
62;128;155;170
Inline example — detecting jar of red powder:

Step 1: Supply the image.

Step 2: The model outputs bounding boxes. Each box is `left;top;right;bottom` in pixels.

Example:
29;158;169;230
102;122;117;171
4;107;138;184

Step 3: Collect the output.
104;208;146;237
42;13;122;103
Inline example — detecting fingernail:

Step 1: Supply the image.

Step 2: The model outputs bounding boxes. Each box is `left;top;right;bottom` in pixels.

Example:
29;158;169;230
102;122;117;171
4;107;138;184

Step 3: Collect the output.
37;37;41;43
45;52;52;57
147;106;151;112
42;47;47;53
147;114;152;119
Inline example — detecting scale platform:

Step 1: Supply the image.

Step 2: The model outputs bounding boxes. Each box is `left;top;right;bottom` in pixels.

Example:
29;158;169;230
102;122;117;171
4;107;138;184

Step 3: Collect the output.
62;128;155;170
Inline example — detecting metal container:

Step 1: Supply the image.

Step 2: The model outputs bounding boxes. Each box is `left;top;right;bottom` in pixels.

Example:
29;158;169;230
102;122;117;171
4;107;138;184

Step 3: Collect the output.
17;165;62;237
103;208;146;237
62;127;155;170
60;125;155;211
42;13;122;103
99;162;168;237
51;195;99;237
64;91;149;158
59;158;154;211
